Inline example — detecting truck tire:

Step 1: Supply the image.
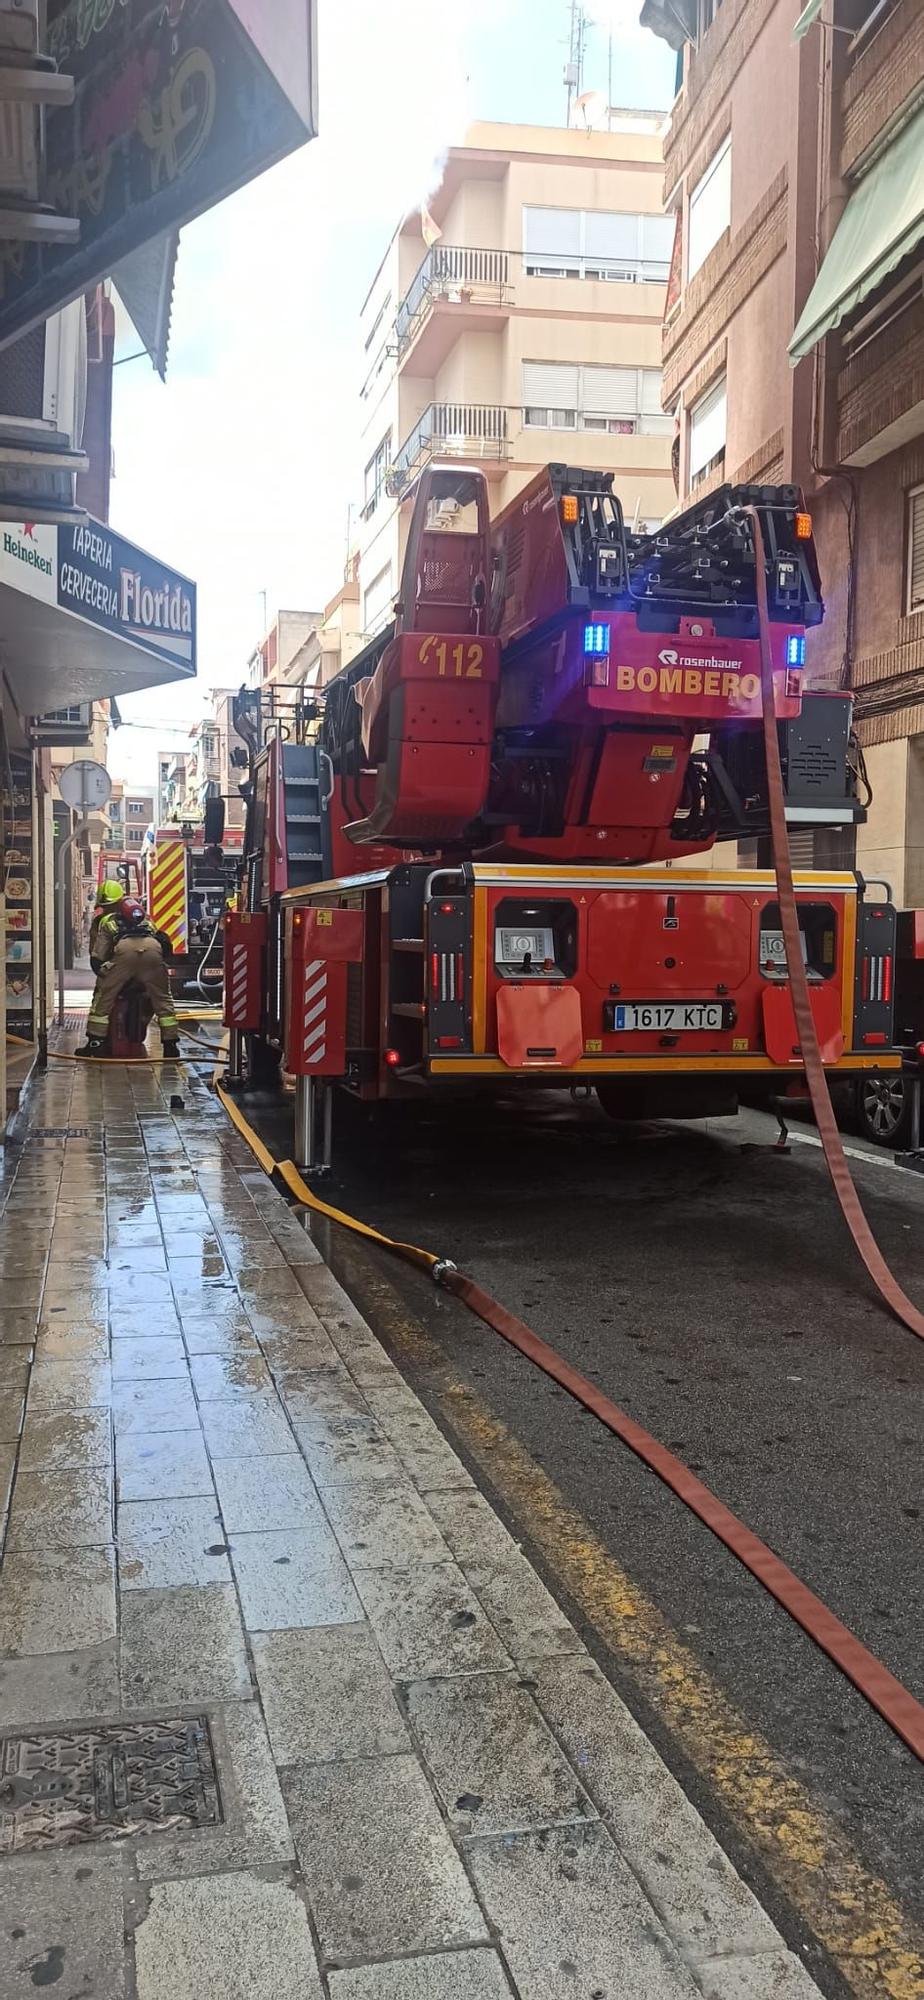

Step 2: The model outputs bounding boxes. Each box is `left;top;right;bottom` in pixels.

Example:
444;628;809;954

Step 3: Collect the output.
853;1072;913;1148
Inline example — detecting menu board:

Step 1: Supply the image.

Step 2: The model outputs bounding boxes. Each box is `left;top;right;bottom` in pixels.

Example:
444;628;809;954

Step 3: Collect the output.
3;754;34;1041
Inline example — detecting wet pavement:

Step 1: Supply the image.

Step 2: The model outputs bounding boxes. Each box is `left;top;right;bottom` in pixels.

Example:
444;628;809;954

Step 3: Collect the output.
0;1040;827;1998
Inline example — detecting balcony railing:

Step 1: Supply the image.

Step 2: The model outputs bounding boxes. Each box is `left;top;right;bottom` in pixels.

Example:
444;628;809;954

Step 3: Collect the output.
395;245;509;354
386;404;510;496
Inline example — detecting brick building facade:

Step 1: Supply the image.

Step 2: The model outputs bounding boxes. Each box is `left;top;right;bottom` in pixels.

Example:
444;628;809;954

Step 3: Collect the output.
647;0;924;901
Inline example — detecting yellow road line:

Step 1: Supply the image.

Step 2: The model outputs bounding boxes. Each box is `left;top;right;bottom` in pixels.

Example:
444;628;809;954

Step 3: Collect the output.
352;1258;924;2000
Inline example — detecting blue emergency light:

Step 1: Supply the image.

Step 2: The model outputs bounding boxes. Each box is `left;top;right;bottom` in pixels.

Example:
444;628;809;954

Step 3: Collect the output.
786;634;806;666
584;622;610;656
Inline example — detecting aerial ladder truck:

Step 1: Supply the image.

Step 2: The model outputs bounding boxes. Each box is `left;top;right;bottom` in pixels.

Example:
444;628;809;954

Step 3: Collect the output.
225;464;900;1168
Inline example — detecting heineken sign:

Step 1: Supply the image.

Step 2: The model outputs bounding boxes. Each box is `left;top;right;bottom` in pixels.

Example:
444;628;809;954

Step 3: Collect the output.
0;0;317;352
0;518;196;673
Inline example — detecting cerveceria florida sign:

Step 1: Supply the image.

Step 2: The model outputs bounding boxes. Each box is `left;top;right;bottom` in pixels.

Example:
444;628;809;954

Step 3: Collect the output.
0;519;197;675
59;523;194;667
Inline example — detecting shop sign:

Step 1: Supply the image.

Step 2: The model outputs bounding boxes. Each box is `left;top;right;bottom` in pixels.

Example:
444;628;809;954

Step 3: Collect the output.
0;0;317;351
0;517;197;673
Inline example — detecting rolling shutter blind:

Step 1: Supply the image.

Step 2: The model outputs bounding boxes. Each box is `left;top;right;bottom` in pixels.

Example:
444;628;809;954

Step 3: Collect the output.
582;365;639;416
522;361;579;408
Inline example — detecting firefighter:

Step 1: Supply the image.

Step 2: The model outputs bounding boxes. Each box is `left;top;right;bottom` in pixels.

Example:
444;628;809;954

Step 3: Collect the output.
88;879;124;961
79;896;180;1058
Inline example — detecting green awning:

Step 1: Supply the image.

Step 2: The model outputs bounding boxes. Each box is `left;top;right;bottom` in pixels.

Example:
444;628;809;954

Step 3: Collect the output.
789;102;924;360
792;0;823;40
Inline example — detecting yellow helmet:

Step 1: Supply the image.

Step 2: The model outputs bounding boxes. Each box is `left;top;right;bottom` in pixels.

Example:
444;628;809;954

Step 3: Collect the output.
96;880;124;907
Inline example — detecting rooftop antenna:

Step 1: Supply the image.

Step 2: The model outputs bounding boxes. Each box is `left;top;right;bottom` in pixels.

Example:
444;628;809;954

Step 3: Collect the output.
564;0;586;126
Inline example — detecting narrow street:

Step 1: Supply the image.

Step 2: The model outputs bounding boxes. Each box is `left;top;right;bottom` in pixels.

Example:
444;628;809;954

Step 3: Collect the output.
239;1081;924;1995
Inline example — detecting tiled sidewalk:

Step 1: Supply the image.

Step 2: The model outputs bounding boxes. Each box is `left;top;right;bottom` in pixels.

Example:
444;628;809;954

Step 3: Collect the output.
0;1049;823;1998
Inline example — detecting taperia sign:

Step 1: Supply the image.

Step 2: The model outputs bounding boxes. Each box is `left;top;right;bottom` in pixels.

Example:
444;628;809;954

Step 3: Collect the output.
0;517;196;672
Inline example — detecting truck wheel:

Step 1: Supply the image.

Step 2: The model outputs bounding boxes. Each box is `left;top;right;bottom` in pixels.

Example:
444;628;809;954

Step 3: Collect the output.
854;1072;912;1148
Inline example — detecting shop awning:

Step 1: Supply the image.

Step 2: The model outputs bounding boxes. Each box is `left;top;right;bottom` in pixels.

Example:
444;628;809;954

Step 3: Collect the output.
0;516;196;718
111;232;180;382
789;102;924;359
792;0;824;40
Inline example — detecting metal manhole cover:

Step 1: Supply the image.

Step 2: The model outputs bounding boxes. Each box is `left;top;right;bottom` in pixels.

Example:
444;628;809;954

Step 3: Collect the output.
0;1716;222;1852
29;1127;92;1140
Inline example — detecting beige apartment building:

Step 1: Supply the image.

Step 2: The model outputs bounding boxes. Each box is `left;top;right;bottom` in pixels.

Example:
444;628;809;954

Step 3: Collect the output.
648;0;924;899
357;119;676;641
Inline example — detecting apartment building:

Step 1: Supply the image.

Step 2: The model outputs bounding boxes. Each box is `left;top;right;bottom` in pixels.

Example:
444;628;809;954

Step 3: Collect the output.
647;0;924;896
248;611;323;690
289;575;365;694
357;119;675;642
209;689;251;830
108;782;156;854
158;750;193;826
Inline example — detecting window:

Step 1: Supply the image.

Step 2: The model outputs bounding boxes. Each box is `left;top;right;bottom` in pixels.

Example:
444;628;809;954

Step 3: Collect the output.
697;0;724;38
364;291;391;352
688;374;727;487
906;486;924;615
126;800;148;818
523;362;672;436
688;137;731;280
523;207;674;284
363;562;394;637
842;0;899;49
363;431;392;518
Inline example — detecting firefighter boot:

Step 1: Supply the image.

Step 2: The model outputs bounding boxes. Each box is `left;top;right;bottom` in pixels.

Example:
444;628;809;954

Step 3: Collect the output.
76;1038;107;1059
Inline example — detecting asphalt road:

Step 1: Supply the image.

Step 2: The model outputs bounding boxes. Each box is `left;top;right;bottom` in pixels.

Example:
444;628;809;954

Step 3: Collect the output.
238;1081;924;1995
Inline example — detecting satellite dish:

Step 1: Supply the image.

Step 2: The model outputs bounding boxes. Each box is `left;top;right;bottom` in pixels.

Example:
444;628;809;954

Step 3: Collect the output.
575;89;607;129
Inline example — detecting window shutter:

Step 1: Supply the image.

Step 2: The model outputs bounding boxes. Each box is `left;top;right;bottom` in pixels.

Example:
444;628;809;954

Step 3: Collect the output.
640;214;675;264
581;365;639;417
523;208;580;256
689;375;727;478
908;489;924;613
523;361;579;408
640;369;665;415
583;211;639;262
688;137;731;279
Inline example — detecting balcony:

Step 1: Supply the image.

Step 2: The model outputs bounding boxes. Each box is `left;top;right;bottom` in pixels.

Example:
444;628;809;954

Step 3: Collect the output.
394;246;509;371
386;404;510;498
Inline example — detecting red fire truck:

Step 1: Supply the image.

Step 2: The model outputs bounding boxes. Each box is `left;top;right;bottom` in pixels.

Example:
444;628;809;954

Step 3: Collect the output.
145;823;244;997
225;465;902;1167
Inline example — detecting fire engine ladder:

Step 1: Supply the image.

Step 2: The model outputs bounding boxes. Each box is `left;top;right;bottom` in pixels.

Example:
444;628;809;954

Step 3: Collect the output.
282;746;326;890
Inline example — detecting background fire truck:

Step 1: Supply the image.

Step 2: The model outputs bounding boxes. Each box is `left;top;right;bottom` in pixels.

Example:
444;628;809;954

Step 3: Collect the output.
144;822;243;997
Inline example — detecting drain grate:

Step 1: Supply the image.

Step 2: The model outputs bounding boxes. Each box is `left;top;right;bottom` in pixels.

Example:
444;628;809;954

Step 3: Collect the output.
0;1716;222;1852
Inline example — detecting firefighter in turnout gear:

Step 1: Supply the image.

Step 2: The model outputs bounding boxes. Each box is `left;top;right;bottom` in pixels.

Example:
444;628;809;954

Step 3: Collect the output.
88;879;125;964
79;897;180;1058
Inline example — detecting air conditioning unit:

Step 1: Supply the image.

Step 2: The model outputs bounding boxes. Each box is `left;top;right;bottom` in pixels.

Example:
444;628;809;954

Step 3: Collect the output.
0;298;88;520
0;2;77;244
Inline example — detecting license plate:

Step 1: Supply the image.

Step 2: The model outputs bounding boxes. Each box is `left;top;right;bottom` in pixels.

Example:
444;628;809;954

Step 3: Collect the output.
612;1001;724;1032
202;968;223;981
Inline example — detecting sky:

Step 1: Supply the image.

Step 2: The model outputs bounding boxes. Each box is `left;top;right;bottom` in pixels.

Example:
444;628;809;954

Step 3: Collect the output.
107;0;675;785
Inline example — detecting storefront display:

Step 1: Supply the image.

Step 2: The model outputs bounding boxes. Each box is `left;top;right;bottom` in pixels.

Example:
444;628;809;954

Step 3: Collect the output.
3;754;35;1041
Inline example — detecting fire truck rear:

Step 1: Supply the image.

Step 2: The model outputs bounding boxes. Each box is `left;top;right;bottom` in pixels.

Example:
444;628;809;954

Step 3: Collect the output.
226;465;901;1166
